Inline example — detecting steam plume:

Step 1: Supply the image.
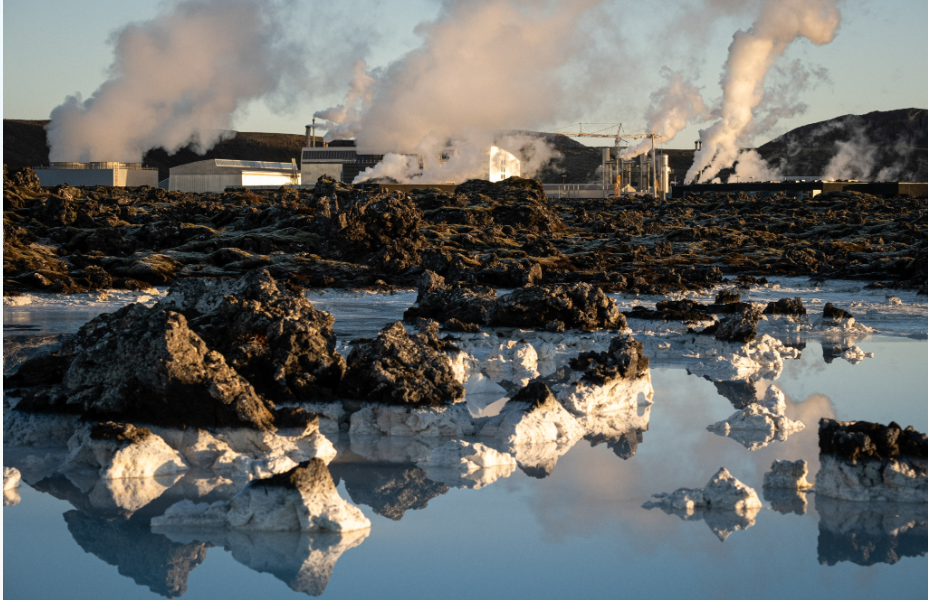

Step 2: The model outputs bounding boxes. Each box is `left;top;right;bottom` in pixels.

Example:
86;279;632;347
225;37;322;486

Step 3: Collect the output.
621;68;709;159
47;0;303;163
685;0;841;183
315;0;606;182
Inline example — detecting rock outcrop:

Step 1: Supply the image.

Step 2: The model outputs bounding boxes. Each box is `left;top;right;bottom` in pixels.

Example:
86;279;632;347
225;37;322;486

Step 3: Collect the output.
489;283;626;331
4;270;342;432
816;419;928;502
644;467;763;513
338;322;465;407
763;459;814;489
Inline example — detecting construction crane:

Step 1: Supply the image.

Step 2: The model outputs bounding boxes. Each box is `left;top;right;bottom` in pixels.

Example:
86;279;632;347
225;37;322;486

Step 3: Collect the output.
552;124;665;197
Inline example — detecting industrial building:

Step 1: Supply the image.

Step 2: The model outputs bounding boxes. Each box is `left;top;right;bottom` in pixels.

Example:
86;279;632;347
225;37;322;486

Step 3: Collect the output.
34;162;159;188
671;181;928;199
168;159;300;193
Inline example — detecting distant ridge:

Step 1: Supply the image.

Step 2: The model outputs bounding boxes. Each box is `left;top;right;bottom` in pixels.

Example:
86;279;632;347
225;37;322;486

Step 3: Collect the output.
756;108;928;180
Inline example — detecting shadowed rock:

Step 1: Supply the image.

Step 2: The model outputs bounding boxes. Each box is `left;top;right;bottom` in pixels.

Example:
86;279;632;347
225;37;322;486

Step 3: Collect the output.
816;496;928;566
339;322;464;407
490;283;625;331
330;462;449;521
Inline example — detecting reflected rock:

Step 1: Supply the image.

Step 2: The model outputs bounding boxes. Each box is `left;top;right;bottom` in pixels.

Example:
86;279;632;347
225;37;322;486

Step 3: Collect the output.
2;334;67;377
152;459;371;532
3;466;22;490
463;373;509;418
421;440;517;489
822;343;873;365
4;487;21;506
708;377;758;410
763;488;809;515
330;461;448;520
162;529;369;596
763;459;814;490
65;509;209;598
646;504;761;542
63;422;189;479
580;406;651;459
816;496;928;566
762;459;813;515
349;403;476;437
686;334;800;381
817;419;928;502
707;385;804;450
505;441;578;479
3;410;80;446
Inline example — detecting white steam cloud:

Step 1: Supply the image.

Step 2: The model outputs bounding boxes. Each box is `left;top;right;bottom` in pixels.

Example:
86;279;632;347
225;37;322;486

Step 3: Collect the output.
47;0;304;163
621;68;710;159
684;0;841;183
315;0;608;183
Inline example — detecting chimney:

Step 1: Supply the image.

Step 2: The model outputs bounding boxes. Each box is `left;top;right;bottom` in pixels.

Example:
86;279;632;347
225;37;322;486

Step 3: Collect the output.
305;124;313;148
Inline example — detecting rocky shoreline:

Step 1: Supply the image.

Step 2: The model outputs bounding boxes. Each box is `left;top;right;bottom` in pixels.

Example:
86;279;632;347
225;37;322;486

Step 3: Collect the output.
4;167;927;298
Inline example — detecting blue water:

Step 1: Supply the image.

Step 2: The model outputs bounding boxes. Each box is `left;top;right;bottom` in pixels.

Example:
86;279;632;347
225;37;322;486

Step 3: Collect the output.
4;287;928;599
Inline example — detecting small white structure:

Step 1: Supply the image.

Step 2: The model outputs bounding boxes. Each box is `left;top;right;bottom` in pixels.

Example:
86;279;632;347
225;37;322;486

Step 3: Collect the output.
169;159;300;193
35;162;158;188
489;146;521;182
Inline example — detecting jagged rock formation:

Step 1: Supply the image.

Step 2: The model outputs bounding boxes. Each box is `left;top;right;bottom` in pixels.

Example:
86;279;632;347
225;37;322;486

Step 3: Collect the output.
816;419;928;502
338;322;464;407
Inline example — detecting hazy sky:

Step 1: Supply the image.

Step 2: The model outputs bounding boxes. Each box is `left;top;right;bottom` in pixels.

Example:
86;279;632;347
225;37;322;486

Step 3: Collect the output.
3;0;927;149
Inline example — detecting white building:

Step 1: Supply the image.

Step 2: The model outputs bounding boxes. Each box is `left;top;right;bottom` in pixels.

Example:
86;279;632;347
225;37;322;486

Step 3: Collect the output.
168;159;300;193
35;162;159;188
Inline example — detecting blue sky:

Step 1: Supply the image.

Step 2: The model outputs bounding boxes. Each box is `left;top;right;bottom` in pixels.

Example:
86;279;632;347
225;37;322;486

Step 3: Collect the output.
3;0;927;148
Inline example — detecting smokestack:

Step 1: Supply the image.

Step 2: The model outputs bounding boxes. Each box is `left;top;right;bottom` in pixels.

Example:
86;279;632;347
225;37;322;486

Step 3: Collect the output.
305;124;313;148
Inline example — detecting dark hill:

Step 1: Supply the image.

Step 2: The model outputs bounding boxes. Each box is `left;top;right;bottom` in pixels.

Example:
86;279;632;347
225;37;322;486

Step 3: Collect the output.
756;108;928;181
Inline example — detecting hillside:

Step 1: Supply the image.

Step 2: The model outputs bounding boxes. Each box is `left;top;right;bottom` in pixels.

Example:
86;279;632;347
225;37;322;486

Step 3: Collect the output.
756;108;928;181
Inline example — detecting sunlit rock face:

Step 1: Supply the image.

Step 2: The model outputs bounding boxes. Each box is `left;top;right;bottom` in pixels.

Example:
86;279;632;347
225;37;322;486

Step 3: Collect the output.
421;439;517;489
152;459;371;533
475;382;584;445
685;334;800;381
489;283;627;331
65;509;209;599
162;528;370;596
816;419;928;502
764;459;814;490
3;467;23;506
816;496;928;566
644;467;764;539
707;385;805;450
63;422;189;480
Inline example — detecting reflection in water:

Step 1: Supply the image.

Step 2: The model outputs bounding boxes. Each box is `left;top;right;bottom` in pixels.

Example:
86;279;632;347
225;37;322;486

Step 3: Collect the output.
161;529;369;597
816;496;928;566
330;461;448;520
2;333;67;376
763;487;808;515
65;509;209;598
708;377;759;409
644;504;761;542
581;406;650;459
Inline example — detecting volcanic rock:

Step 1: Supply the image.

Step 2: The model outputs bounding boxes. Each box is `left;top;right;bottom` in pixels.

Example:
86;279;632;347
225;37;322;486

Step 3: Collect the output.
489;283;626;331
338;322;465;407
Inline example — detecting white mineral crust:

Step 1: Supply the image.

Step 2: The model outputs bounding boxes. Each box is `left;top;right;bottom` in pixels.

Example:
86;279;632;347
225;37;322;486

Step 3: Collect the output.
421;440;516;470
483;340;540;387
645;467;764;513
763;459;814;489
549;371;654;416
3;411;80;446
816;455;928;503
348;403;476;437
475;398;584;445
686;334;800;381
706;385;804;450
63;426;189;479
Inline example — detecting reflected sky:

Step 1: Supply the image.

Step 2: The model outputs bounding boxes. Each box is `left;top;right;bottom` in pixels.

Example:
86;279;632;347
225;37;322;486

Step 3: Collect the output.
4;283;928;598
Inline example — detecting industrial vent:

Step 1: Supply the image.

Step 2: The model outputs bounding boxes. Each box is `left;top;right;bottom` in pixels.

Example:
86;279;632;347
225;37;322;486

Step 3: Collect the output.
301;150;357;163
